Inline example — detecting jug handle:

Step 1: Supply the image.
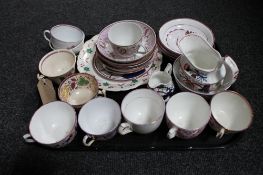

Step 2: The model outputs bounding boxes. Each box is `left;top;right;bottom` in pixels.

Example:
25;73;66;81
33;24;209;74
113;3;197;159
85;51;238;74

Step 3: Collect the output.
164;63;173;75
224;55;239;80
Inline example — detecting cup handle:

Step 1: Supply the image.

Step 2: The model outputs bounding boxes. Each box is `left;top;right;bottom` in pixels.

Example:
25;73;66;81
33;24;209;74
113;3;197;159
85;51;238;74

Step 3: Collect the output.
97;89;106;97
83;135;95;147
164;63;173;75
23;133;35;143
216;128;225;139
48;41;55;50
137;44;147;54
167;126;178;139
43;30;51;42
118;122;133;135
224;56;239;80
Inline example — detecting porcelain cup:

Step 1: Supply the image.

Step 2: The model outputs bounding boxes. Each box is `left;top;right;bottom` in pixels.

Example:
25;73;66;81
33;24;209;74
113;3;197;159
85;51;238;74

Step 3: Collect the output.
108;21;146;57
58;73;106;108
148;63;175;102
23;101;77;148
38;49;76;84
78;97;121;146
209;91;253;138
43;24;85;53
178;34;227;86
166;92;211;139
118;89;165;135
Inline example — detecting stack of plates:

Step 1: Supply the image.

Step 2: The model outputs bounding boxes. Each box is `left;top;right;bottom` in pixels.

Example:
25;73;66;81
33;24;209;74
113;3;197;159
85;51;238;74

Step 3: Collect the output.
95;20;157;76
157;18;215;59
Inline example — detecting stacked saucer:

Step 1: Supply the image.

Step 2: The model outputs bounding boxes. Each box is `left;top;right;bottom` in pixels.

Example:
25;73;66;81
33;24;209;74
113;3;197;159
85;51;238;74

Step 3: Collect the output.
95;20;157;76
77;21;162;92
158;18;215;59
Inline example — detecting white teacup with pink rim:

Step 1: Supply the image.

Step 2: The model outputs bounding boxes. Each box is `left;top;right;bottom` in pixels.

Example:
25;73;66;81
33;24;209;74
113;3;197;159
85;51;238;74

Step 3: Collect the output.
166;92;211;139
108;21;147;57
39;49;76;84
23;101;77;148
209;91;253;139
43;24;85;53
78;97;121;147
118;89;165;135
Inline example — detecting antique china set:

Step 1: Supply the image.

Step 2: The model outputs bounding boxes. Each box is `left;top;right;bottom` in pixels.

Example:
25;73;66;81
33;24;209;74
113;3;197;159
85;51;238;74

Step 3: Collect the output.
23;19;253;148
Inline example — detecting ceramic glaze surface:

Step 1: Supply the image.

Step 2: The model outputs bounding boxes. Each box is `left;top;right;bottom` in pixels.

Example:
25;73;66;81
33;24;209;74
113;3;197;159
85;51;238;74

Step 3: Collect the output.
77;35;162;91
78;97;121;135
159;18;214;54
173;55;238;96
108;22;142;46
211;91;253;131
29;101;76;144
58;73;98;107
166;92;211;130
178;34;221;72
39;50;76;77
121;89;165;125
51;25;84;43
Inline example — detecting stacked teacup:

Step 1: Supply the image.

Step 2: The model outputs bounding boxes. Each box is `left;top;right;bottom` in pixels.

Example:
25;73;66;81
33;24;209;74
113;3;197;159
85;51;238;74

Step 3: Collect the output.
95;20;156;76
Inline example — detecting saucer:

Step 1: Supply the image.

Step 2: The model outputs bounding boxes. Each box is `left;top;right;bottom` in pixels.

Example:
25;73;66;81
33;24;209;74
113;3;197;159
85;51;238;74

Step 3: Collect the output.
97;20;156;63
77;35;162;91
159;18;214;55
173;55;237;97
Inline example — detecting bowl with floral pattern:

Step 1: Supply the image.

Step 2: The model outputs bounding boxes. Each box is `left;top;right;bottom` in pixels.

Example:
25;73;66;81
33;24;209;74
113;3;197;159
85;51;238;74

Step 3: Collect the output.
58;73;99;108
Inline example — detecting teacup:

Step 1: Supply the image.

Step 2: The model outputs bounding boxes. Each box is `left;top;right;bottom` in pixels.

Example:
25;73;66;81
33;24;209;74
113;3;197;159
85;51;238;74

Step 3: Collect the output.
58;73;105;108
166;92;211;139
209;91;253;138
39;49;76;84
78;97;121;146
43;24;85;53
23;101;77;148
118;89;165;135
178;34;227;86
108;21;146;57
148;63;175;102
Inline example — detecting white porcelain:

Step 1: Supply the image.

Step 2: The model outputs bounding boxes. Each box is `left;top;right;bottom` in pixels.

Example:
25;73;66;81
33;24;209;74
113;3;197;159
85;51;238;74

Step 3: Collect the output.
108;21;146;57
166;92;211;139
78;97;121;146
210;91;253;138
77;35;162;91
97;20;156;63
39;49;76;83
148;63;175;102
23;101;77;148
43;24;85;51
178;34;226;86
58;73;102;108
159;18;214;55
173;55;239;98
119;89;165;135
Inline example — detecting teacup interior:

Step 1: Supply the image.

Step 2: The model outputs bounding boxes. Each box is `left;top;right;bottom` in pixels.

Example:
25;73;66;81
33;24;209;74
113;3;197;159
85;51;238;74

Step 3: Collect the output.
78;98;121;135
211;92;252;131
108;22;142;46
68;88;94;106
122;89;165;125
166;92;211;130
30;101;76;144
179;35;220;71
51;25;84;43
40;50;75;77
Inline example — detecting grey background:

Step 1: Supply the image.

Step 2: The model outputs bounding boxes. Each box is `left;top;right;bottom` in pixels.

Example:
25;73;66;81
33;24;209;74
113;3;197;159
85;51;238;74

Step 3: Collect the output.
0;0;262;174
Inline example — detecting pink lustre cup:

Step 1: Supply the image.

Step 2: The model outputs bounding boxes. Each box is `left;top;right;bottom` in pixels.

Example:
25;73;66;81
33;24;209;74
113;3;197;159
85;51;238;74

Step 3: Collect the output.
166;92;211;139
209;91;253;138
